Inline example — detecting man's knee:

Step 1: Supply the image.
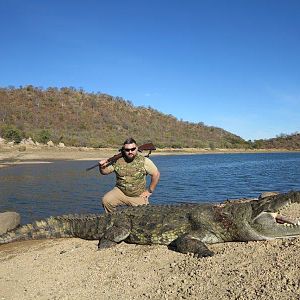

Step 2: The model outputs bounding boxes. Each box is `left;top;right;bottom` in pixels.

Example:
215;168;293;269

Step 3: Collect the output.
102;193;109;206
102;191;117;213
102;193;112;208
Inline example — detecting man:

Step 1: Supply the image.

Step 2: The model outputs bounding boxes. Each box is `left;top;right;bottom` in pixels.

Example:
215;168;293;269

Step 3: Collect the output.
99;138;160;213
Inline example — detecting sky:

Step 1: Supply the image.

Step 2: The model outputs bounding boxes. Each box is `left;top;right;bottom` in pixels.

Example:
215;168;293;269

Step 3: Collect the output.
0;0;299;141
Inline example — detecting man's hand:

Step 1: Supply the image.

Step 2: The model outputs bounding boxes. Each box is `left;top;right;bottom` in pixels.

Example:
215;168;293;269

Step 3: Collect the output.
140;190;152;204
99;159;113;175
99;159;108;169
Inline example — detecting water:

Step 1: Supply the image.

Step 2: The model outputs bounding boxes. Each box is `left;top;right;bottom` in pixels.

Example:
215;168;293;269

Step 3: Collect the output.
0;152;299;224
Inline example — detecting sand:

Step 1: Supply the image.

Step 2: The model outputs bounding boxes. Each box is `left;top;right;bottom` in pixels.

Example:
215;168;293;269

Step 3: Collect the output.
1;234;300;299
0;145;116;168
1;145;300;299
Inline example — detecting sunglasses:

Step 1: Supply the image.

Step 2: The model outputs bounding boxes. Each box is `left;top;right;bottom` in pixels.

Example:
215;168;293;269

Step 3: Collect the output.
124;147;137;152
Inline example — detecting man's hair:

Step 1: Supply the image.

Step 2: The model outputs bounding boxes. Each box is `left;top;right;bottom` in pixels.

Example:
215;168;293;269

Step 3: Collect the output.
123;137;137;145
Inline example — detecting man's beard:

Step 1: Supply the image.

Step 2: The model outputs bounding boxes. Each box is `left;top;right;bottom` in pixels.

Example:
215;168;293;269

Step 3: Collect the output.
124;154;135;162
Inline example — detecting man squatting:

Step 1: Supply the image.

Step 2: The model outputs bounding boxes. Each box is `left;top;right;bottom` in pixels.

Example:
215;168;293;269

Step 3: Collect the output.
99;138;160;213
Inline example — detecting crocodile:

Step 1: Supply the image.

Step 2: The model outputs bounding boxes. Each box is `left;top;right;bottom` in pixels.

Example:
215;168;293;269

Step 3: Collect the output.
1;191;300;257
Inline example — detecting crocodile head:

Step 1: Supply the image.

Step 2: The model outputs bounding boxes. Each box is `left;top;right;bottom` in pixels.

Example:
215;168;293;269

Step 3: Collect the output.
218;191;300;241
250;191;300;240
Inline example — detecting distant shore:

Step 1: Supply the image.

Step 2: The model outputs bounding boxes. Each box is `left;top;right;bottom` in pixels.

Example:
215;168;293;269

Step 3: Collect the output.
0;144;299;168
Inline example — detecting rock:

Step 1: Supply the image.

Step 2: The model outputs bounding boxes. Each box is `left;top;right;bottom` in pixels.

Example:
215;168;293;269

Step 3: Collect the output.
20;138;35;145
0;137;6;144
58;142;65;148
0;212;21;234
258;191;280;200
18;145;27;152
26;137;35;145
47;140;55;147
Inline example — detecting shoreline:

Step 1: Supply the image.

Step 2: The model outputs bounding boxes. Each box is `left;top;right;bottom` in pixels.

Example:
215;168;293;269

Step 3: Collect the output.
1;144;299;169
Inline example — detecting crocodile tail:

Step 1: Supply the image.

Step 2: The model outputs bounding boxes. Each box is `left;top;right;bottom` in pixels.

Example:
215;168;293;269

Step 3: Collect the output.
0;216;73;244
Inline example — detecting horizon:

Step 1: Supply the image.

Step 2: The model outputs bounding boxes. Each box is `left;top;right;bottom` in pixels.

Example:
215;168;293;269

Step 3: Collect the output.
0;1;299;140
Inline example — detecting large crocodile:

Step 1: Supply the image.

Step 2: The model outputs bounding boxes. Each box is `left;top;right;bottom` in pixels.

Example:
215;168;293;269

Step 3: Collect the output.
1;191;300;257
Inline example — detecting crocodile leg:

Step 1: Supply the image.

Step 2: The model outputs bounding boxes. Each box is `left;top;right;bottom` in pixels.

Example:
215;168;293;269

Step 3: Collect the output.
170;231;215;257
98;219;131;250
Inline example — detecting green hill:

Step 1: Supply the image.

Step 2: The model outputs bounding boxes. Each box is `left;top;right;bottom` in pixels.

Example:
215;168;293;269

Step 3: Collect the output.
0;86;247;149
0;86;298;150
252;133;300;150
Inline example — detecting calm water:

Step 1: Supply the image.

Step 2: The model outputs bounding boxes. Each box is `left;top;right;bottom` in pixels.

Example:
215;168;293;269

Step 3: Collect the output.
0;152;299;224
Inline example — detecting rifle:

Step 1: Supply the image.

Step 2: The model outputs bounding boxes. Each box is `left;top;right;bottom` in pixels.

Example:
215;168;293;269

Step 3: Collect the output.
86;142;156;171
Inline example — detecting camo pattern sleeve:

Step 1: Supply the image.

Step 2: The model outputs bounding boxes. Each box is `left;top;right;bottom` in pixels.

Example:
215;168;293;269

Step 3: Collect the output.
144;157;158;175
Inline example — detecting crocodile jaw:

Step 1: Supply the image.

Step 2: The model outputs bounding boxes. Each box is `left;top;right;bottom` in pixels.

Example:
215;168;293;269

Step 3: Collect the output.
252;211;300;239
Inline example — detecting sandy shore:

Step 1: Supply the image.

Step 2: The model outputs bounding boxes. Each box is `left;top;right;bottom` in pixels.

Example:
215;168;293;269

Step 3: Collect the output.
1;145;300;299
0;145;117;168
1;228;300;299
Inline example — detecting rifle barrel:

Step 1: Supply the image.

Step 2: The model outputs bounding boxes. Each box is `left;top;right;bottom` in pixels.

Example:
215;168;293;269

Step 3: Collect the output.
86;163;100;171
86;142;156;171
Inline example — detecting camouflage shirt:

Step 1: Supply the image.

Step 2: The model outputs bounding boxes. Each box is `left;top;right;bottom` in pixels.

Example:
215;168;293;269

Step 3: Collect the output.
109;154;157;197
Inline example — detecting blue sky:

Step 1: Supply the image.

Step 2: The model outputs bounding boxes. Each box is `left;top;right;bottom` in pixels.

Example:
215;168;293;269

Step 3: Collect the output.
0;0;299;141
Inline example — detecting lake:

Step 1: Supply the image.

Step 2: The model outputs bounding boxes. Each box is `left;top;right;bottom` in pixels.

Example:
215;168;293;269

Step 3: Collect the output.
0;152;299;224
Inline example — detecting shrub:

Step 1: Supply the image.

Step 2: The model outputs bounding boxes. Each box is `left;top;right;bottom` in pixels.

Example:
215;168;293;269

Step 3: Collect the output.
36;129;51;144
2;125;23;143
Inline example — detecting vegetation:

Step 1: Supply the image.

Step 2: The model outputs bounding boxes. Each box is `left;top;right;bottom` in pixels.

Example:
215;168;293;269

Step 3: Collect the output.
250;133;300;150
0;86;298;150
1;125;23;143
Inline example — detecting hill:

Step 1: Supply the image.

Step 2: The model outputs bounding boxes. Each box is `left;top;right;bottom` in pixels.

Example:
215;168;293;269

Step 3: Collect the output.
0;86;247;149
252;133;300;150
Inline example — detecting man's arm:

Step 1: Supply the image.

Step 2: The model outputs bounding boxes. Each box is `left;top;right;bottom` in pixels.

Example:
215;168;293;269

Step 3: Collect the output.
148;169;160;193
98;159;114;175
140;169;160;201
140;158;160;200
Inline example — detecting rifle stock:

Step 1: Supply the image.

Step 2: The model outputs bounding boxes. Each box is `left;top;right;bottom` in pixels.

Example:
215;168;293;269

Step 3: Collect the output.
86;142;156;171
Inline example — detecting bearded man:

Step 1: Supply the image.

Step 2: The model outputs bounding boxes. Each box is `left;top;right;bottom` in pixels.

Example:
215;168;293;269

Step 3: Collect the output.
99;138;160;213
